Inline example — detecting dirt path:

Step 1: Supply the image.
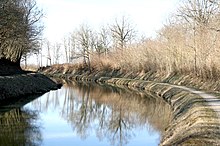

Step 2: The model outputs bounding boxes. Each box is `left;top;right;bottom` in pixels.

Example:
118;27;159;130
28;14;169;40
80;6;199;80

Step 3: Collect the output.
168;84;220;116
159;83;220;145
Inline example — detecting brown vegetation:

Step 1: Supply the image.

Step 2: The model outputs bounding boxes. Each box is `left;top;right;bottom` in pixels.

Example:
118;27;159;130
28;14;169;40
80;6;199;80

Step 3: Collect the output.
37;1;220;145
41;1;220;91
86;0;220;81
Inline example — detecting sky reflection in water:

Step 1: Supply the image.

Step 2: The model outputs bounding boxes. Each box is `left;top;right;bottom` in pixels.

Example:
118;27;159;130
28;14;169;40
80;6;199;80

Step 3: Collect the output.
24;81;171;146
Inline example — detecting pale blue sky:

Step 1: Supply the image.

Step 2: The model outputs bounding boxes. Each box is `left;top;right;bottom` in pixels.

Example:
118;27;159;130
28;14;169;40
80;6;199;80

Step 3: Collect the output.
37;0;180;42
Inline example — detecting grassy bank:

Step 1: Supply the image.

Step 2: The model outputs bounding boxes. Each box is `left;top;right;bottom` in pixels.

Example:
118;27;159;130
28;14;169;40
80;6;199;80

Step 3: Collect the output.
39;57;220;93
40;64;220;145
39;58;220;145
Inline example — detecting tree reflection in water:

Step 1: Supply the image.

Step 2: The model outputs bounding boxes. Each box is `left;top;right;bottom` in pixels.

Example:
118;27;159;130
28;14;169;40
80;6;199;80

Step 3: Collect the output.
0;108;42;146
32;80;172;146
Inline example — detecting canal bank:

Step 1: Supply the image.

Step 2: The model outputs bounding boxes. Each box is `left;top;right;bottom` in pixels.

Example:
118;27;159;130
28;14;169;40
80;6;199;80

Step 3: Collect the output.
40;66;220;145
0;73;61;106
40;64;220;93
0;59;62;106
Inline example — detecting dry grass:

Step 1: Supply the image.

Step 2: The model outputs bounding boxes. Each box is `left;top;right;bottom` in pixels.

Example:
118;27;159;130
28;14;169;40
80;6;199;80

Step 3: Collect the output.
88;27;220;81
21;64;39;72
42;33;220;87
41;19;220;84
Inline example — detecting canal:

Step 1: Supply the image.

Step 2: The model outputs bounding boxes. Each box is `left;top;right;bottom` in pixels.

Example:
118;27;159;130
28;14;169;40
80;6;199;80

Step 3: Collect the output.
0;80;172;146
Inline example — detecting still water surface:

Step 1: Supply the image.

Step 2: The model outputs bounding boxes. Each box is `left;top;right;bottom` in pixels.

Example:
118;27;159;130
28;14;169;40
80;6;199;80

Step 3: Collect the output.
0;81;171;146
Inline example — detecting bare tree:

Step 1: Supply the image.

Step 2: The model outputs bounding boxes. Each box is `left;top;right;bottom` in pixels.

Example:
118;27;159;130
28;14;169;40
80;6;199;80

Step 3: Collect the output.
110;16;136;49
177;0;220;27
93;26;111;57
63;37;70;63
69;33;77;62
0;0;43;66
46;41;52;66
36;40;43;67
53;43;62;64
63;32;78;63
77;24;93;71
177;0;220;72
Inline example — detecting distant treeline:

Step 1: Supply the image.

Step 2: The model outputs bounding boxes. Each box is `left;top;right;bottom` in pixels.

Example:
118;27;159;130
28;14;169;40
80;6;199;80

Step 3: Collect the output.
32;0;220;80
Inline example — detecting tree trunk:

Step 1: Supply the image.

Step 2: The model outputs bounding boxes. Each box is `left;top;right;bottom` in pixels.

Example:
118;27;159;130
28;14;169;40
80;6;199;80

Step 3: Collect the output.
0;58;23;75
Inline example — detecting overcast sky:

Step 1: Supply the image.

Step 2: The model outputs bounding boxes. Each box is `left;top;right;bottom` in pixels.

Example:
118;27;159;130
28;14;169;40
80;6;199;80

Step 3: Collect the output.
36;0;180;42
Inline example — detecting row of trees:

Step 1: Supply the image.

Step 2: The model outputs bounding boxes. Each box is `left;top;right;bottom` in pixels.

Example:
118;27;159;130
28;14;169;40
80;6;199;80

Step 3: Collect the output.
0;0;42;66
156;0;220;77
26;0;220;80
43;16;136;68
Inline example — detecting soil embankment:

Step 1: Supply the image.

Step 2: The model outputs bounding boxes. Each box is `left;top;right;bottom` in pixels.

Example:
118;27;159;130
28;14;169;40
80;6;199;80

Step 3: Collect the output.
40;65;220;145
0;60;61;106
0;73;60;104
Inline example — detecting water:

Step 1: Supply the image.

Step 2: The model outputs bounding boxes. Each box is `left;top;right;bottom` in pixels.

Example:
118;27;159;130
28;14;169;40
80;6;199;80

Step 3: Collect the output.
0;80;171;146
